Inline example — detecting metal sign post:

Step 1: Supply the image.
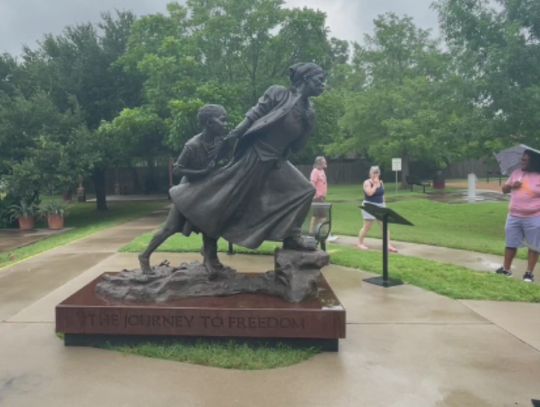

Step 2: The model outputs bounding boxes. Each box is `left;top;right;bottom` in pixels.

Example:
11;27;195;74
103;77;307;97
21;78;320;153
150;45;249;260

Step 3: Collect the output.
360;203;414;287
392;158;402;194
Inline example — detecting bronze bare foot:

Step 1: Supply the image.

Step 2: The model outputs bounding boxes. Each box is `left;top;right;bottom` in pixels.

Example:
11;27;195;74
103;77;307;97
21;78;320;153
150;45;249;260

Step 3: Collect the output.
138;254;154;275
203;259;223;280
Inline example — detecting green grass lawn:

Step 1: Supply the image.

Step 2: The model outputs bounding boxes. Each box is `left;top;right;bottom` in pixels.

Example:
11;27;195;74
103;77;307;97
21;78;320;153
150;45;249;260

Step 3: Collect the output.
328;244;540;302
323;184;516;257
331;199;511;256
0;200;168;269
55;333;318;370
121;232;540;303
103;341;319;370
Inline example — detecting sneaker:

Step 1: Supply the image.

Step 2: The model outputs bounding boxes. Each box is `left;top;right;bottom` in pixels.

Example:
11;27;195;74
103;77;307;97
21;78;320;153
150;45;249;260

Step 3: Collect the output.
327;235;338;242
523;271;535;283
495;266;513;277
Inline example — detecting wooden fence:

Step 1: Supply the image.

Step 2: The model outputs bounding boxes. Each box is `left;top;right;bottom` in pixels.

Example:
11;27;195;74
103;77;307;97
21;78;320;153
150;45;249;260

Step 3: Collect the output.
81;158;494;194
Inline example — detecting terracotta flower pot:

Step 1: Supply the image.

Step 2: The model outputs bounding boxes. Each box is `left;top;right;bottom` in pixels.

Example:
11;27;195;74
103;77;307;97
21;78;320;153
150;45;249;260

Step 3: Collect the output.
48;214;65;230
18;215;35;231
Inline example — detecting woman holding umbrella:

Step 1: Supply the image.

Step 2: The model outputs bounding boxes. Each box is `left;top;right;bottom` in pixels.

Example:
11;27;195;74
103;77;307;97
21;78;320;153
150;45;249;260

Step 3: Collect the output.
496;149;540;282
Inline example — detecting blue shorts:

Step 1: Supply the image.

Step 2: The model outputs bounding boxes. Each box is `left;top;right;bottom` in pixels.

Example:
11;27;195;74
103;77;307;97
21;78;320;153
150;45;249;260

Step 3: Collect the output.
505;215;540;251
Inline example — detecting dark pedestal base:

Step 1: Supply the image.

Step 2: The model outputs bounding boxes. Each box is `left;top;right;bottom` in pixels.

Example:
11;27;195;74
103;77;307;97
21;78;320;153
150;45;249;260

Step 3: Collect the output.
64;334;338;351
56;273;346;352
363;276;404;288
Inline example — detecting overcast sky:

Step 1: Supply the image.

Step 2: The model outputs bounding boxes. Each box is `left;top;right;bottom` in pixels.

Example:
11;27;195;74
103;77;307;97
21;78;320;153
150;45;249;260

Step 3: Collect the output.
0;0;440;56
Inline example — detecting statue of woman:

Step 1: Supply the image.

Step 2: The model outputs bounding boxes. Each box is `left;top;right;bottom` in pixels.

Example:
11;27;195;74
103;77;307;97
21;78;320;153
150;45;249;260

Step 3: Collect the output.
168;62;326;275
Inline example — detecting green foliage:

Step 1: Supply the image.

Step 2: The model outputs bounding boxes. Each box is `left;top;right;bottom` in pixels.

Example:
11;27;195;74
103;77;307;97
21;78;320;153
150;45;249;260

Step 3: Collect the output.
0;195;19;228
24;10;142;130
8;197;39;219
435;0;540;149
0;91;94;195
98;106;167;163
291;90;345;164
121;0;337;157
326;14;474;184
102;341;319;370
39;201;70;218
4;10;144;209
4;0;540;209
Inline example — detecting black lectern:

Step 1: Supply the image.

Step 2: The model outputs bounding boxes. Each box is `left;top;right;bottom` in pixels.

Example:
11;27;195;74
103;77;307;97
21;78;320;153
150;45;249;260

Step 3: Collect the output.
360;203;414;287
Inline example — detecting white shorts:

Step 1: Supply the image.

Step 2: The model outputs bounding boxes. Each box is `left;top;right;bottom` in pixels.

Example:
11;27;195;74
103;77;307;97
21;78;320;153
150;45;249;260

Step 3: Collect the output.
361;201;386;221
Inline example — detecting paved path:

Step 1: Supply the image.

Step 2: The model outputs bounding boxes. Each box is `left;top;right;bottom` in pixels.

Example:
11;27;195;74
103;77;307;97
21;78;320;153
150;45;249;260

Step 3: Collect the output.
331;235;536;284
1;212;539;406
87;194;168;202
0;228;74;253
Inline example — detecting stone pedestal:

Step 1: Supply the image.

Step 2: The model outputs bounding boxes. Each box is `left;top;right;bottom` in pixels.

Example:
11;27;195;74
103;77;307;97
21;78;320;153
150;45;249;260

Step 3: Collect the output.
56;250;345;351
56;273;346;351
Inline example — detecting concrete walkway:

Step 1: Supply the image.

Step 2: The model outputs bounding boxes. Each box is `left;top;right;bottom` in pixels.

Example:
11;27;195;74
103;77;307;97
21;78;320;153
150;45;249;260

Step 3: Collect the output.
0;228;74;253
87;194;168;202
1;213;540;406
332;235;535;284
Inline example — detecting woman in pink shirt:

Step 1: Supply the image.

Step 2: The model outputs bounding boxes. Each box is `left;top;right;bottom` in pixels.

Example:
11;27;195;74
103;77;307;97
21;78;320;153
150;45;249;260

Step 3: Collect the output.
496;150;540;282
311;156;328;201
309;157;337;241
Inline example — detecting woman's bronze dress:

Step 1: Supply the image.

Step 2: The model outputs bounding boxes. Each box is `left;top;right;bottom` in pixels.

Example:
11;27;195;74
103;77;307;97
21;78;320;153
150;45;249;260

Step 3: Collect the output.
169;85;316;249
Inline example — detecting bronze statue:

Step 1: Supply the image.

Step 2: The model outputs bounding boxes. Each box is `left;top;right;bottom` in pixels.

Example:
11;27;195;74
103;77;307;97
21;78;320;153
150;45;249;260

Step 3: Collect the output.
140;62;326;277
138;105;231;277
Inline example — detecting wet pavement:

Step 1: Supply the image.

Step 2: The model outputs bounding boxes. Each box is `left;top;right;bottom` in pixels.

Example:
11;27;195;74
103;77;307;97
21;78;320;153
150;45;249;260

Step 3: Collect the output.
0;228;74;253
87;194;168;202
446;180;506;192
425;190;509;204
1;214;540;406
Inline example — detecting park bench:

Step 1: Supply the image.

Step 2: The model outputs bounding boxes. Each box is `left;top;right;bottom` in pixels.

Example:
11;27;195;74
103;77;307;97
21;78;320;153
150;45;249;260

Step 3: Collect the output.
227;202;332;254
406;175;431;193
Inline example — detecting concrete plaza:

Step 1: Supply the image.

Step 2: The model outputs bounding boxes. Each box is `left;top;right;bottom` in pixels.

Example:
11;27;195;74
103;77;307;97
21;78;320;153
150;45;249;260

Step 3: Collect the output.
1;213;539;407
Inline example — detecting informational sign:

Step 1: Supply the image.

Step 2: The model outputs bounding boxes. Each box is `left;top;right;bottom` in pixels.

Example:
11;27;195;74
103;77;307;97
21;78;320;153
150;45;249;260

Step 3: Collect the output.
392;158;402;172
392;158;402;193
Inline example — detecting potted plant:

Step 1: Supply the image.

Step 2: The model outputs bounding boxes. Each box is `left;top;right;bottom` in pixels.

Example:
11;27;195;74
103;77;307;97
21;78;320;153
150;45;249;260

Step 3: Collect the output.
8;198;39;230
40;201;69;230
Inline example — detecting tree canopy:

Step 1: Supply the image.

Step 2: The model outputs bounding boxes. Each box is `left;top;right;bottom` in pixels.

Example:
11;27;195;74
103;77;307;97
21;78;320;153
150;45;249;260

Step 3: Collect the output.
1;0;539;209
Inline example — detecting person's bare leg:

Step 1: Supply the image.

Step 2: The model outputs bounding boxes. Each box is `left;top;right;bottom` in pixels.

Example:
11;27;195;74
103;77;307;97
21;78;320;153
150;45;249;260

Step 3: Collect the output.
311;216;327;235
503;247;518;271
310;216;320;233
358;220;373;250
138;208;181;274
387;230;398;253
527;249;539;273
375;220;398;252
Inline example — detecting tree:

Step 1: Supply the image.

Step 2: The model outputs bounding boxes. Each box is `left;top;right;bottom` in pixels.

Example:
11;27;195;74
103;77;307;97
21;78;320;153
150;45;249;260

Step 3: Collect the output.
290;89;345;164
98;107;167;192
0;91;95;197
120;0;336;162
435;0;540;150
326;13;468;186
18;10;142;210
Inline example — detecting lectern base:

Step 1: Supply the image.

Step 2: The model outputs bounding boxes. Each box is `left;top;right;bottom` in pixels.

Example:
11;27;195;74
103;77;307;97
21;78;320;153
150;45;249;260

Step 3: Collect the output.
363;276;403;288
